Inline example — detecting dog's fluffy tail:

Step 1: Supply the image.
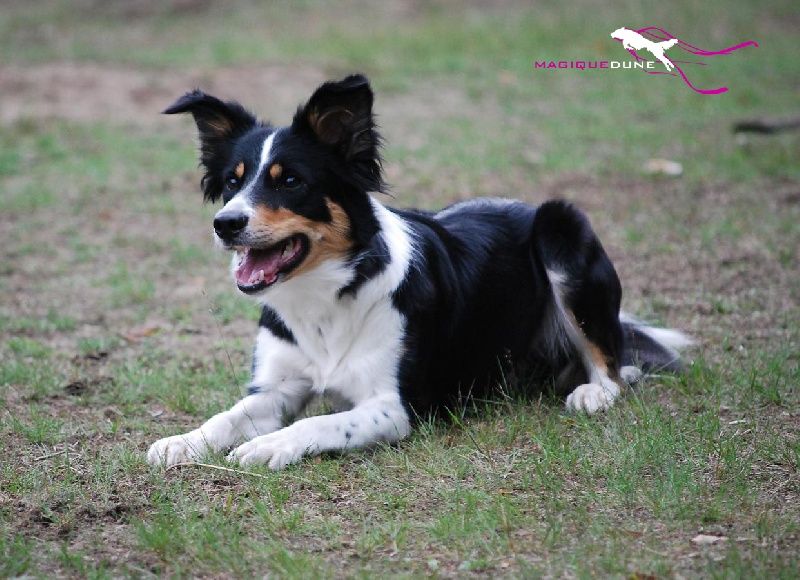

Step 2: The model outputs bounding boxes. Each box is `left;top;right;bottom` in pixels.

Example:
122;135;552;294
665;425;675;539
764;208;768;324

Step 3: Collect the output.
620;313;692;373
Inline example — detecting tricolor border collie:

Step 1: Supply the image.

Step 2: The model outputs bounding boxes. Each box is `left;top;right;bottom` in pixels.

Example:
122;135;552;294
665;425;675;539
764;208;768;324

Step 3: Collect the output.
148;75;690;470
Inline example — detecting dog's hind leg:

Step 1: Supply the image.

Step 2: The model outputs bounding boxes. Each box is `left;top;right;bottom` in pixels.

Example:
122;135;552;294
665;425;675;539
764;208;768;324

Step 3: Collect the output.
532;200;626;413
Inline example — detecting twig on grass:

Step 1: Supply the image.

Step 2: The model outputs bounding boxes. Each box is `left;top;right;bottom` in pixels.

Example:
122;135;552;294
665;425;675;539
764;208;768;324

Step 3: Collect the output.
34;443;79;462
34;449;69;461
166;461;271;480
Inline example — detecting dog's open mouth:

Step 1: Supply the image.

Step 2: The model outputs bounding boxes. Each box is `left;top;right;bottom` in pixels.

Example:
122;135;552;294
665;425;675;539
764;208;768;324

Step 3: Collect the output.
234;234;309;294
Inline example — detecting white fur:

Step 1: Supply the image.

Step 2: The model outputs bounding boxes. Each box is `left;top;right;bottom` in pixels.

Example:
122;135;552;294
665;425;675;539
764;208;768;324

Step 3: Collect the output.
634;325;694;352
217;194;255;220
435;197;524;220
212;132;278;251
148;196;415;469
258;131;277;174
546;269;621;414
225;131;277;208
540;270;577;359
619;312;694;360
564;377;620;414
620;365;643;384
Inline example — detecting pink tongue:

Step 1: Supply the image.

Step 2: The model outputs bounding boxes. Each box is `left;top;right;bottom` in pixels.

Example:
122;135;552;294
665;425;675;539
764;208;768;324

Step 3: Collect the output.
235;248;283;286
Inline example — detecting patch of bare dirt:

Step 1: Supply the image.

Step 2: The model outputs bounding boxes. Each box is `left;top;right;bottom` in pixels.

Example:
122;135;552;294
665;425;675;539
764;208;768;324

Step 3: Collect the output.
0;62;327;128
0;61;497;134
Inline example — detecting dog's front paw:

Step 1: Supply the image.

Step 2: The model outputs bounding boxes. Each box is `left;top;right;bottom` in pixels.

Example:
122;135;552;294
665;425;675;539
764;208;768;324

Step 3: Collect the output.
228;430;313;470
147;430;210;467
565;383;617;414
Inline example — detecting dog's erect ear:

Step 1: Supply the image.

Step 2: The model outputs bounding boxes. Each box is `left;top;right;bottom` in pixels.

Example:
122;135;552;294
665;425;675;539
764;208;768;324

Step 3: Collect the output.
164;90;257;202
297;75;379;161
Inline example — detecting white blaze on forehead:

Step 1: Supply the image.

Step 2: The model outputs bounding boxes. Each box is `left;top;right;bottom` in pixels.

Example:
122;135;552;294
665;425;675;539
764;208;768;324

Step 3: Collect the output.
240;130;280;195
221;130;280;216
257;130;279;176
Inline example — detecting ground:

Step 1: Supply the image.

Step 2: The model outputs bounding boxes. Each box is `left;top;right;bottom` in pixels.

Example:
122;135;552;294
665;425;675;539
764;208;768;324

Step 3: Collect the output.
1;1;798;577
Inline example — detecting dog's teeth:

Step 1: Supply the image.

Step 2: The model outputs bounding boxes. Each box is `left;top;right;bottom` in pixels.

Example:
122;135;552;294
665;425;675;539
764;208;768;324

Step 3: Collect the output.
281;239;295;259
257;269;265;282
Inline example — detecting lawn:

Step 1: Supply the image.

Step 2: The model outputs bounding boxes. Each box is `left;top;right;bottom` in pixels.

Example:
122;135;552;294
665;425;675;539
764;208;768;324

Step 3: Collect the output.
1;0;798;577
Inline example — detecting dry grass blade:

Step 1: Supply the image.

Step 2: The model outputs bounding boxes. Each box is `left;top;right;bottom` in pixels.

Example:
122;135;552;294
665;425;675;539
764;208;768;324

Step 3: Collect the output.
165;461;271;480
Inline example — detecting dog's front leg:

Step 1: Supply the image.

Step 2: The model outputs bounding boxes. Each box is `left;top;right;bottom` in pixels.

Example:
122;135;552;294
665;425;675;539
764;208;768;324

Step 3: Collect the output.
147;380;311;467
228;394;411;470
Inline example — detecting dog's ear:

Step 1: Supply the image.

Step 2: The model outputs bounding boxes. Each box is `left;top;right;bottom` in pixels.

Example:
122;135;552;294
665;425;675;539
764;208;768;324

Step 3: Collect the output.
295;75;384;193
296;75;379;162
164;90;257;202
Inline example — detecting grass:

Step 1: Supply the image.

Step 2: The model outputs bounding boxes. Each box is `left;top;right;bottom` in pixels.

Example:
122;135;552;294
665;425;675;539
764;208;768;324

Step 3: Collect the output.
1;0;799;577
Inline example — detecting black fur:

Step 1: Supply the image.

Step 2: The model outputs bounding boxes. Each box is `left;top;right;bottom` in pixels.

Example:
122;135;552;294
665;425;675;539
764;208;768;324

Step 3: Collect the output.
387;198;629;412
164;91;259;203
258;306;295;345
165;74;688;418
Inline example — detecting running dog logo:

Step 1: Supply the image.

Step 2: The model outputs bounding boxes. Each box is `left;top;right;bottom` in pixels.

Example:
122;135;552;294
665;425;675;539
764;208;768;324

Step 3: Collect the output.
611;26;758;94
611;28;678;71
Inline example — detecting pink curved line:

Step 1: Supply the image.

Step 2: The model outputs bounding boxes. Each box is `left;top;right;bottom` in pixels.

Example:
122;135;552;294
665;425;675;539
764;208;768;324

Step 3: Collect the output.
613;26;756;94
623;46;707;68
636;27;759;56
645;62;729;94
625;46;709;69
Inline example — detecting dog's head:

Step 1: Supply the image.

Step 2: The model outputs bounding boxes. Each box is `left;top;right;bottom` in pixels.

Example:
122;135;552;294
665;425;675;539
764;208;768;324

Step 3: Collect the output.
165;75;384;295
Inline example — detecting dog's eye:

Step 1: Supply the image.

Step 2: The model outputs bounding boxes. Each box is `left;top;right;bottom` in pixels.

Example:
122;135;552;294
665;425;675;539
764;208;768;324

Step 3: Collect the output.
225;177;239;191
282;174;302;189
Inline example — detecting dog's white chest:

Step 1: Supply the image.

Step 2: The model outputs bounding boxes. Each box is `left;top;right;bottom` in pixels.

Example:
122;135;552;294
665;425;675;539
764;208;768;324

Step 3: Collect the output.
293;295;405;402
252;199;415;405
257;255;407;406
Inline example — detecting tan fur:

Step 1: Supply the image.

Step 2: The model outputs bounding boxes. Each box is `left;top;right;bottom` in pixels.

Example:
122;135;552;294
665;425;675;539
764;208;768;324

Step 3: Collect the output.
234;161;245;180
251;199;353;278
561;306;623;388
587;341;623;385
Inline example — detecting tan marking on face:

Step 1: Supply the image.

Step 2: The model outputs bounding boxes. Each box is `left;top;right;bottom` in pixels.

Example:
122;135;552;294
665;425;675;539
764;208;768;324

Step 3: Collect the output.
234;162;245;180
269;163;283;180
251;199;353;279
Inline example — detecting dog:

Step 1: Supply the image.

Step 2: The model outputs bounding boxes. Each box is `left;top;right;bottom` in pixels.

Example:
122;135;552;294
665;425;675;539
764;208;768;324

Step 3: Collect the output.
147;74;690;470
611;28;679;71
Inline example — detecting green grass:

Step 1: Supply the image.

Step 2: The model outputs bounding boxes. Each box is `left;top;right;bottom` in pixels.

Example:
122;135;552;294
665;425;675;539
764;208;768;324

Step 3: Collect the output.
1;0;798;576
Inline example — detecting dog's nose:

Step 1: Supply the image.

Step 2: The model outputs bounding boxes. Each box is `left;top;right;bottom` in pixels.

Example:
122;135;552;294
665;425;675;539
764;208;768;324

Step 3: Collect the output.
213;213;249;241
